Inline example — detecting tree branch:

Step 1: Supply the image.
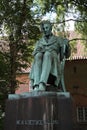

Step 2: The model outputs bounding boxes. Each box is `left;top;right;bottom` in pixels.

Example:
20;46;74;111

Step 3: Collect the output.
54;18;87;24
69;38;87;42
35;18;87;26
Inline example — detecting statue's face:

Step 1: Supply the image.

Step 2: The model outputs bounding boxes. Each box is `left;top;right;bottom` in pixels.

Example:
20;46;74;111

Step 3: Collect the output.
43;23;52;36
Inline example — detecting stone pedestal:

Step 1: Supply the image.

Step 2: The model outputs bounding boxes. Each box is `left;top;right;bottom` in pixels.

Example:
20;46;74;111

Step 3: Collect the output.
5;92;73;130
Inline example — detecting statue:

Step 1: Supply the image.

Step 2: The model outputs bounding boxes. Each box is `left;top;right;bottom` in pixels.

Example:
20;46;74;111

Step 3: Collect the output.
29;20;71;91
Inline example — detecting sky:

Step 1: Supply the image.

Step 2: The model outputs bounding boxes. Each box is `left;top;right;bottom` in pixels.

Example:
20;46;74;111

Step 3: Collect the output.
42;12;75;31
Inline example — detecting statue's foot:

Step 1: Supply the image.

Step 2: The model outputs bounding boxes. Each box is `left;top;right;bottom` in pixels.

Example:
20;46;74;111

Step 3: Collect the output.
39;83;46;91
33;85;39;91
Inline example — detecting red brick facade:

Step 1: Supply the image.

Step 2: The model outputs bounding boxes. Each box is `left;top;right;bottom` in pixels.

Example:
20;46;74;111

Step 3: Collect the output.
16;73;29;94
65;59;87;130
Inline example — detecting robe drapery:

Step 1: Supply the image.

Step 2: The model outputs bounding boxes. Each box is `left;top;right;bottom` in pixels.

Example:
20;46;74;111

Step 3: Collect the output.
29;35;69;87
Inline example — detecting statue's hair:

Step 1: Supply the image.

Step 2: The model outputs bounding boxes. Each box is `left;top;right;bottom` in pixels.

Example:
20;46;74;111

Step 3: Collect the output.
40;20;52;32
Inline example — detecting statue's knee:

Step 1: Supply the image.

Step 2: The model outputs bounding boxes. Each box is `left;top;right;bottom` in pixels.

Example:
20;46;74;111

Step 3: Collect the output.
44;51;51;58
35;53;42;61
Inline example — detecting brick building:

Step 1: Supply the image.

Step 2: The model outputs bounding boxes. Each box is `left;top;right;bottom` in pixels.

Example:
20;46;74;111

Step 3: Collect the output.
65;57;87;130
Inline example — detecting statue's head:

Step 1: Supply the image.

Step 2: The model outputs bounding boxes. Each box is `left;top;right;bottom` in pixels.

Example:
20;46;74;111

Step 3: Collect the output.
40;20;52;36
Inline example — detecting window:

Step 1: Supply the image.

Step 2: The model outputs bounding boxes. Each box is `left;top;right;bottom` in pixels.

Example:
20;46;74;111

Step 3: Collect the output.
77;107;87;122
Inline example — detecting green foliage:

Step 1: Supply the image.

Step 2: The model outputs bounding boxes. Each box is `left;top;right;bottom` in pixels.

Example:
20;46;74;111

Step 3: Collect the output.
0;52;9;130
69;40;77;57
0;1;41;128
0;112;4;130
0;0;41;94
75;21;87;37
75;7;87;49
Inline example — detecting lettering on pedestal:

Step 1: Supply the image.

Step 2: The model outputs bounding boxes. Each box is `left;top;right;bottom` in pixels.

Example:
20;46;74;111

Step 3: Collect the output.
16;120;59;126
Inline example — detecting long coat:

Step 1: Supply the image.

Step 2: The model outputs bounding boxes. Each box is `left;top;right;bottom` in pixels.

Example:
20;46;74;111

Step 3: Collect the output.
29;35;70;87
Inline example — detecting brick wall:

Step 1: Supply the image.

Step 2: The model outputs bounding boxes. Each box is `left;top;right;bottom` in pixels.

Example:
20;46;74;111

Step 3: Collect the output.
16;73;29;94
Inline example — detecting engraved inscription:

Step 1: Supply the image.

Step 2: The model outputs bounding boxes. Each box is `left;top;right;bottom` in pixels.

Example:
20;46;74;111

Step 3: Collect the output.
16;120;59;125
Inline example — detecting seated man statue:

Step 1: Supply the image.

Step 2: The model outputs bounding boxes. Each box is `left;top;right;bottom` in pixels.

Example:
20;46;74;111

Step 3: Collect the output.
29;20;70;91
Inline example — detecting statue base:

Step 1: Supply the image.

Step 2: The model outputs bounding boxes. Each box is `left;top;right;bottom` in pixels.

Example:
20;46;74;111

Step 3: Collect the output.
5;92;73;130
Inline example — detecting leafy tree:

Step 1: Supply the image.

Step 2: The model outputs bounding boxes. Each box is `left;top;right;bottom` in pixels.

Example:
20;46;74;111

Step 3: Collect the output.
0;1;40;129
74;0;87;53
0;0;41;94
0;51;10;130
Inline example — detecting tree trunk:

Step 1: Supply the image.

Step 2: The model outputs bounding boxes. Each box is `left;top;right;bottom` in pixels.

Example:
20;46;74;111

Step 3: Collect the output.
9;35;17;94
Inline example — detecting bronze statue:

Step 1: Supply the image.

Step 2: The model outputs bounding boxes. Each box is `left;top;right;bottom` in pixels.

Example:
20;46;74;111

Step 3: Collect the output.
29;20;71;91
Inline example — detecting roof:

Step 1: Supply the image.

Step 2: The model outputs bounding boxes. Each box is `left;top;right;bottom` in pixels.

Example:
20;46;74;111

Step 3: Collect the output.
67;56;87;60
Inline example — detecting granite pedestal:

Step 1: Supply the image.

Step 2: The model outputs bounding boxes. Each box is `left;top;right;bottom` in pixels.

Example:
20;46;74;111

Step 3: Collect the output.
5;92;73;130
